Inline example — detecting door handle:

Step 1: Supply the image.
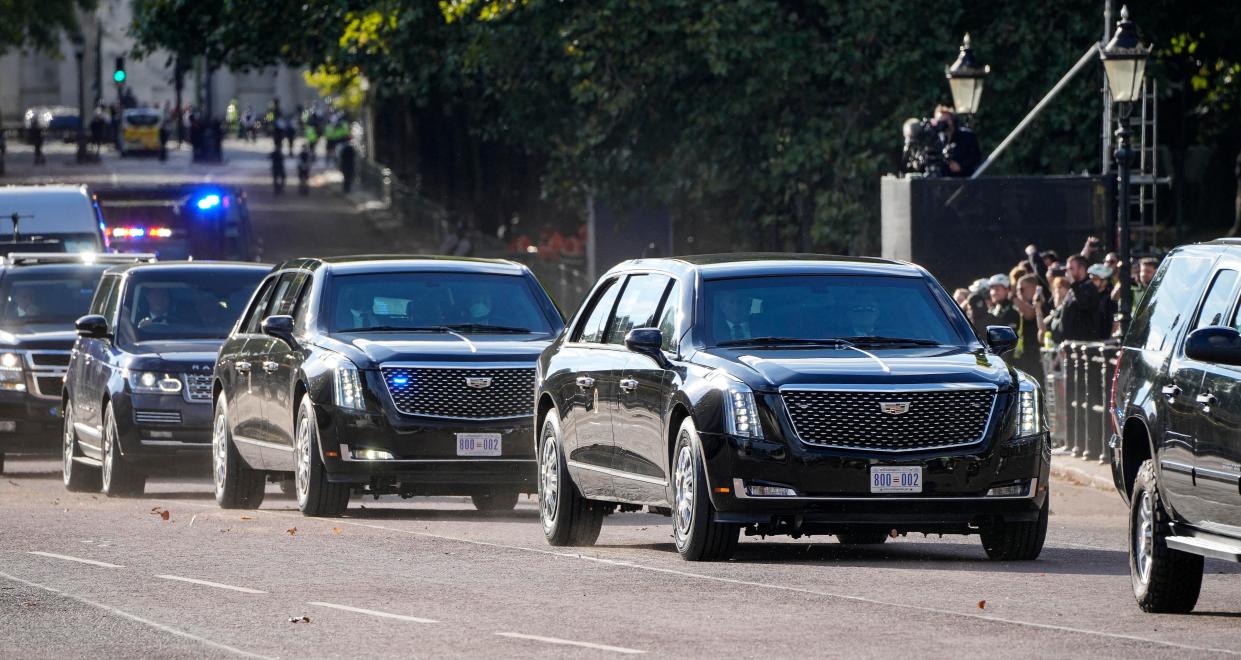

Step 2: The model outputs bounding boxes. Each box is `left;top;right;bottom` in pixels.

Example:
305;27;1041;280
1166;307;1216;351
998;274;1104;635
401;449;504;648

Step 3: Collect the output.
262;361;279;374
1196;392;1218;409
1161;384;1181;399
575;376;595;390
619;378;638;393
235;361;251;374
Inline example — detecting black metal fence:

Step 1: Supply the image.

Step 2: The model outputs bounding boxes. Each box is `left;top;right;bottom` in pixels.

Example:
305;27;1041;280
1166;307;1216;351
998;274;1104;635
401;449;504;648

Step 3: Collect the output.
1041;341;1122;463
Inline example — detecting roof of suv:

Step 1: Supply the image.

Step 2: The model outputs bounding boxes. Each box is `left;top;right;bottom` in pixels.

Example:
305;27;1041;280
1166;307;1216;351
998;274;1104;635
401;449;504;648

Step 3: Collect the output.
103;261;271;275
274;255;528;276
614;253;923;278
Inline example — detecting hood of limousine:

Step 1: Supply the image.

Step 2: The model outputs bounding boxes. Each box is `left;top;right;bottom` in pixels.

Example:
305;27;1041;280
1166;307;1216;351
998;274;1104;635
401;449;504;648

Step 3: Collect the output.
327;332;551;367
121;339;222;372
693;345;1015;391
0;329;77;350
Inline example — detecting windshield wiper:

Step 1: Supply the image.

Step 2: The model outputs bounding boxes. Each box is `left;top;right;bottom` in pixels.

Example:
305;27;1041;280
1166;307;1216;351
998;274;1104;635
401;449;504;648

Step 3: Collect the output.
337;325;451;333
839;336;941;346
716;336;854;347
442;323;534;334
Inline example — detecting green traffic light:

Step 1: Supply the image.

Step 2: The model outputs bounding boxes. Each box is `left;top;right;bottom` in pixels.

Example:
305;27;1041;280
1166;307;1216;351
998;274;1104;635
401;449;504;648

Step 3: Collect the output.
113;70;126;83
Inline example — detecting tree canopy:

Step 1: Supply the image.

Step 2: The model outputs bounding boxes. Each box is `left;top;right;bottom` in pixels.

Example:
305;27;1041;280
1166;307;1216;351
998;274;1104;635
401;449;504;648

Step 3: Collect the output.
0;0;96;56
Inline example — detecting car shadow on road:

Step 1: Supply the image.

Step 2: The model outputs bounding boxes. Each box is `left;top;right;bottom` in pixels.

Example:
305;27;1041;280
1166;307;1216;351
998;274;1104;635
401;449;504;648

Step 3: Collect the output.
340;506;542;523
1;471;62;480
142;491;217;501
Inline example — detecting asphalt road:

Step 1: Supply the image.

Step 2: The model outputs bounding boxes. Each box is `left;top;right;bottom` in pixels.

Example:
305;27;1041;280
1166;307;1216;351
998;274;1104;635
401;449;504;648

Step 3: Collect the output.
0;456;1238;659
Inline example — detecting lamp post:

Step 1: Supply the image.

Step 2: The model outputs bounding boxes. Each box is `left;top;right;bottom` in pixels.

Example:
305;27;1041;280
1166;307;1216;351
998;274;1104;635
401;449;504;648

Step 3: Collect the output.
71;35;88;163
1099;5;1150;335
945;34;990;119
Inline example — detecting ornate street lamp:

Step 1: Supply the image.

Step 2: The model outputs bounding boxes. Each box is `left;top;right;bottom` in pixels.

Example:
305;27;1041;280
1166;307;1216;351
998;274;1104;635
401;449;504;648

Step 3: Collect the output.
1099;5;1150;334
945;34;990;116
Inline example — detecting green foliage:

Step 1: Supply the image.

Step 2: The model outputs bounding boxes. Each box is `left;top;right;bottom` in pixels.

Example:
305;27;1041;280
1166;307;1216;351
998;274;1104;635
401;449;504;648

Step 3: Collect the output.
0;0;96;56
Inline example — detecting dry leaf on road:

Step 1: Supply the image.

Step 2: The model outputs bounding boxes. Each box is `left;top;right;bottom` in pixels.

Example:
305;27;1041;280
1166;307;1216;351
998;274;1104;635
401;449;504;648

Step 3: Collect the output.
286;527;297;536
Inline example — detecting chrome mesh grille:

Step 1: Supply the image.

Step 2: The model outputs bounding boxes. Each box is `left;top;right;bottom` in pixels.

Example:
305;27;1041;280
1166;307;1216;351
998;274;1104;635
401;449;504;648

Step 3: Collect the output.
134;410;182;425
184;374;213;402
379;365;535;420
782;388;995;451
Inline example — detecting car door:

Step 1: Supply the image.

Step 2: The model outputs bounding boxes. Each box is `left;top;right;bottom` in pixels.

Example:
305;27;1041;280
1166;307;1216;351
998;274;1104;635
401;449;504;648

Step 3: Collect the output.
612;274;676;504
257;271;309;469
74;274;121;456
228;276;279;466
559;275;624;498
1192;267;1241;530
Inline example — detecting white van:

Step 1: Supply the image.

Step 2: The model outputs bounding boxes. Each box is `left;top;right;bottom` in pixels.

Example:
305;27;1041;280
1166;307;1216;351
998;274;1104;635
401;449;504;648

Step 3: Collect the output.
0;185;108;253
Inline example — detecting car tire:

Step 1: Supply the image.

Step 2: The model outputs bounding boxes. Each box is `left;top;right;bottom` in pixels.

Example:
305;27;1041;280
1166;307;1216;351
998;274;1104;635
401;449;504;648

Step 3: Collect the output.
0;451;5;474
62;401;100;493
101;403;146;497
472;491;520;512
837;531;890;545
294;396;349;517
539;412;603;546
980;493;1049;561
672;418;739;561
1130;459;1203;613
213;395;266;509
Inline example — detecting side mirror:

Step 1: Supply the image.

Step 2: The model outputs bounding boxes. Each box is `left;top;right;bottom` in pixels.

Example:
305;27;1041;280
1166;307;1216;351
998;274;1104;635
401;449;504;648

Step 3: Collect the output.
624;327;669;368
75;314;110;339
986;325;1019;355
1185;326;1241;366
261;314;297;347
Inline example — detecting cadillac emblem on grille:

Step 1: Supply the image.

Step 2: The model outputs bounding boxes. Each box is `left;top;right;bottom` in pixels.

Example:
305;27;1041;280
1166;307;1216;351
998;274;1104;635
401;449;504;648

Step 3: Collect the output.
465;377;493;389
879;401;911;415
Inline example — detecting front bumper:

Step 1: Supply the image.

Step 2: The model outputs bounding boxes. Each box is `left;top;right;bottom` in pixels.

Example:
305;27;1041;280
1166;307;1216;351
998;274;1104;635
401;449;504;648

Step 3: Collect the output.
0;390;63;453
113;394;213;472
697;430;1051;534
314;402;537;494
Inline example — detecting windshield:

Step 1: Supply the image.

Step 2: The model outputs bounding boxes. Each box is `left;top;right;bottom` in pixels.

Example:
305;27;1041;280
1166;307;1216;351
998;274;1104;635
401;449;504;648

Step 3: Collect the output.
0;266;108;333
702;274;969;347
116;269;264;346
0;233;102;253
327;272;554;334
125;114;161;127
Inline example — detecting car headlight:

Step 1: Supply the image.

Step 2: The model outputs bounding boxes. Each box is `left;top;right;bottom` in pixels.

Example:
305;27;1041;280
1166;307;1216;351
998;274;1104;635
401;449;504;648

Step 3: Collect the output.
127;371;183;394
709;371;763;439
331;356;365;410
0;352;24;391
1017;378;1042;437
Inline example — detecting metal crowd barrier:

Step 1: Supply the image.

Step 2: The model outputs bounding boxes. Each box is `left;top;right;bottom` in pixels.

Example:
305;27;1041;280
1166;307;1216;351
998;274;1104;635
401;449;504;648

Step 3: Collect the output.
1041;341;1121;463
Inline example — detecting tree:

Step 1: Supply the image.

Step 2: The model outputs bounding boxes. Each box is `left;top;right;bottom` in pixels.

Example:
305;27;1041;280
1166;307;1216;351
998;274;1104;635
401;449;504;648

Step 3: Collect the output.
0;0;97;56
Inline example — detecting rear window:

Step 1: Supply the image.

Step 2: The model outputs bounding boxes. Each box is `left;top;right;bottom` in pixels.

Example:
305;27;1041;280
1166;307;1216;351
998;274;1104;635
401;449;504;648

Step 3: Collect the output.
126;114;161;127
1125;255;1214;351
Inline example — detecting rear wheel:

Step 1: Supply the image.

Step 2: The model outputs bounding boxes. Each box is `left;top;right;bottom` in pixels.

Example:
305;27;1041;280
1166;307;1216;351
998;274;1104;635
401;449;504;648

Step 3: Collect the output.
539;412;603;546
672;418;739;561
212;395;266;509
836;531;890;545
62;402;100;493
1130;459;1203;613
101;404;145;497
980;494;1049;560
294;397;349;517
472;491;519;512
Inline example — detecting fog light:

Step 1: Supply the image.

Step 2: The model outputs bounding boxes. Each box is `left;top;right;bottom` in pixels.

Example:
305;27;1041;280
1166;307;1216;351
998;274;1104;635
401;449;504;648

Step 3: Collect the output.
734;478;797;498
352;448;394;461
986;479;1033;497
146;430;173;439
0;420;16;432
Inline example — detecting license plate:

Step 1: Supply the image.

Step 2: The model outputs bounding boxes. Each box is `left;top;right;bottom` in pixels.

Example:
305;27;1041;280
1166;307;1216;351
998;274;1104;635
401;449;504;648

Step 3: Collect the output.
456;433;501;457
870;466;922;493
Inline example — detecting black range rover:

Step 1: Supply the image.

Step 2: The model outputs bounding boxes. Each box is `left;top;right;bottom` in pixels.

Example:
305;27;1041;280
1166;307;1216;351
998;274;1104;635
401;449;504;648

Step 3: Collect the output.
211;256;564;516
535;255;1049;561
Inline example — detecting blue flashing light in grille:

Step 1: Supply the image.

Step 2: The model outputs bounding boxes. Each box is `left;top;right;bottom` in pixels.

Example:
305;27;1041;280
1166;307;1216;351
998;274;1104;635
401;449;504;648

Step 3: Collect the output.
195;194;222;211
391;376;409;386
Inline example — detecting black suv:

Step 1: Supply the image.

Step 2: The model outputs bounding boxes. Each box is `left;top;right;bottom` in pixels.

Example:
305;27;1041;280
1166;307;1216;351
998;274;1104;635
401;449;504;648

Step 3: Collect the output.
211;256;564;517
1110;239;1241;613
0;252;154;471
62;262;268;496
535;255;1048;561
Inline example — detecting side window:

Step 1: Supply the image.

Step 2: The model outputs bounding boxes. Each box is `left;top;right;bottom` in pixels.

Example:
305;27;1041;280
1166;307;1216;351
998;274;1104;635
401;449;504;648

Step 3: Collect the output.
240;277;278;334
1193;269;1239;331
574;277;622;343
273;272;309;317
657;280;681;352
89;275;118;317
605;273;671;345
291;275;316;330
1126;255;1214;351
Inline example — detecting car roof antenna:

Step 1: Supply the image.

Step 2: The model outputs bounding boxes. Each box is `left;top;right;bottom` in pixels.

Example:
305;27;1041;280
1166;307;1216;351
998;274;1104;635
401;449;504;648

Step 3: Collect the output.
6;212;33;243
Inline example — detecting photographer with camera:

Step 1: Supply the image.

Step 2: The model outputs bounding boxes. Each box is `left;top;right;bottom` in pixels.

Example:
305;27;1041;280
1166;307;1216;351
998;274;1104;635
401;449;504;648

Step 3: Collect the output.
933;106;981;177
900;106;982;178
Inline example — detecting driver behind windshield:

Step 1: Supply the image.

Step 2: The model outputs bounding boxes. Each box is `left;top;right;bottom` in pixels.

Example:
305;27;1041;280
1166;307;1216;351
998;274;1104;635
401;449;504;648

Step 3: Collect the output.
11;286;41;318
137;287;175;327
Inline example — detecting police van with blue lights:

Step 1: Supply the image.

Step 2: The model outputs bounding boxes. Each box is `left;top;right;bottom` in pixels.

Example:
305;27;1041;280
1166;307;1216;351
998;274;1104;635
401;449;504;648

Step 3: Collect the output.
0;252;154;472
94;186;259;261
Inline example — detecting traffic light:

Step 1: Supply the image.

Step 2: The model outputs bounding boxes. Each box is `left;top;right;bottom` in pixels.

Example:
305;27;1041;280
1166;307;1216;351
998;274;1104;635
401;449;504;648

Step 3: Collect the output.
113;57;126;84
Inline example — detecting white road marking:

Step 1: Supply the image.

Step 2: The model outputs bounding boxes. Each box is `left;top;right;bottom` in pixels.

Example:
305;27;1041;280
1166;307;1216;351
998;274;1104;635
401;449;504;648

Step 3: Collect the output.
154;574;267;594
0;570;273;659
495;631;644;654
28;551;123;568
307;601;438;624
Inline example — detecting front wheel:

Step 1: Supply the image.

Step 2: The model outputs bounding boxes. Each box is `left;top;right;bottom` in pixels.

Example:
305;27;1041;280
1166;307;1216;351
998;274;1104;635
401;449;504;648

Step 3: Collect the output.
980;495;1048;561
294;397;349;517
62;402;100;493
213;395;266;509
101;404;145;497
538;412;603;546
1130;459;1203;613
672;418;739;561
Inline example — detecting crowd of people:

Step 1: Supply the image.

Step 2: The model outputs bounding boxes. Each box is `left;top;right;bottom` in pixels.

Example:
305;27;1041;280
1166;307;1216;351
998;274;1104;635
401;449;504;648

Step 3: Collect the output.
952;237;1161;383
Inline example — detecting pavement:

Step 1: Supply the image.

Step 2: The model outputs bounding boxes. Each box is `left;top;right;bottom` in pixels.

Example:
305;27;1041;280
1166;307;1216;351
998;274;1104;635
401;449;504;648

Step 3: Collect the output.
1050;450;1116;492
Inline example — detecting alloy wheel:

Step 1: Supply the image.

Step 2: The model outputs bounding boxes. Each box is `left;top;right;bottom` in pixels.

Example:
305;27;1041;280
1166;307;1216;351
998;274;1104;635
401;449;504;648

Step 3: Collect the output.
1135;488;1155;584
101;417;115;492
539;433;559;529
295;415;312;508
212;410;228;496
62;408;74;484
673;440;695;536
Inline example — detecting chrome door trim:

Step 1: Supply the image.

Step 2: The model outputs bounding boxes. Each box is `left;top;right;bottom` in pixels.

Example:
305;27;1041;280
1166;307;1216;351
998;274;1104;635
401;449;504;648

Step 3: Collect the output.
567;459;667;486
233;435;294;452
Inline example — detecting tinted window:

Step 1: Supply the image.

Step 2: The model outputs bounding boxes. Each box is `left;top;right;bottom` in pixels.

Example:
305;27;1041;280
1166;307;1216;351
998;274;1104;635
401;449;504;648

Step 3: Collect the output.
575;277;621;343
701;274;968;346
0;266;109;333
605;274;671;345
116;269;265;347
658;280;681;352
1126;255;1214;351
1193;269;1239;331
241;278;278;334
89;274;119;317
267;273;300;318
327;272;555;334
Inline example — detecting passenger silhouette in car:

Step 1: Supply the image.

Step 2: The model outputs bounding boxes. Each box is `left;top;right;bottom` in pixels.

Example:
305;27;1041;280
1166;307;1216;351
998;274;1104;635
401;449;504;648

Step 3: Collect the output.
138;288;174;327
718;291;752;341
